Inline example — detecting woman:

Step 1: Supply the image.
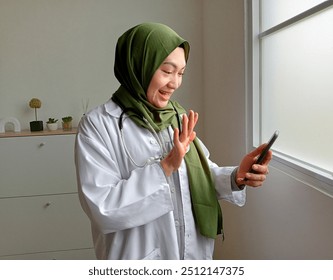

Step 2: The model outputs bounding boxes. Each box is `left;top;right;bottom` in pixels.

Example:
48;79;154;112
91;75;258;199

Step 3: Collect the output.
75;22;271;260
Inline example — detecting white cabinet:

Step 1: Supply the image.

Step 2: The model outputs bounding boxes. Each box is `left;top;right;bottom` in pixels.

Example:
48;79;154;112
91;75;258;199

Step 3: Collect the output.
0;130;95;259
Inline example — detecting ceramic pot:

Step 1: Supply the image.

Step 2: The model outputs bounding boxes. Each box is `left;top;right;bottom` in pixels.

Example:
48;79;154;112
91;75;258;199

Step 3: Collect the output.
46;122;58;131
62;121;72;131
30;121;43;132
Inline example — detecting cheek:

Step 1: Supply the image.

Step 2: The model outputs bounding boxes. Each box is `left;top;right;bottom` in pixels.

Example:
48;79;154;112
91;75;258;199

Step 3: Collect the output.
146;89;153;104
178;77;183;87
147;75;163;100
146;84;156;103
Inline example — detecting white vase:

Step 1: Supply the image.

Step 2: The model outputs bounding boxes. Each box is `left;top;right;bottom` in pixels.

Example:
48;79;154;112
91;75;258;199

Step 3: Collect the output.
46;123;58;131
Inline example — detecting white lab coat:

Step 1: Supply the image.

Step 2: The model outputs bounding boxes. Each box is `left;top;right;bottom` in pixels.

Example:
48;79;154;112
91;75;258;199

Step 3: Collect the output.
75;99;246;260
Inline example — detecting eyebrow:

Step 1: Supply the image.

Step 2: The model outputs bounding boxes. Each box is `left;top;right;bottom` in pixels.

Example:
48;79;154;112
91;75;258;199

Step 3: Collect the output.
162;61;186;70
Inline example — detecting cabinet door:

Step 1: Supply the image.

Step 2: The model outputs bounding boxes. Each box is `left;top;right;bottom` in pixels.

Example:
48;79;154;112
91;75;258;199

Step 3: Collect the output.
0;248;96;260
0;135;77;197
0;193;93;257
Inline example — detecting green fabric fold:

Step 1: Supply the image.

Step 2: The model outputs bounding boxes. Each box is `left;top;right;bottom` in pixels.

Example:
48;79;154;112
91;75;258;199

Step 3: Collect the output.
112;22;222;239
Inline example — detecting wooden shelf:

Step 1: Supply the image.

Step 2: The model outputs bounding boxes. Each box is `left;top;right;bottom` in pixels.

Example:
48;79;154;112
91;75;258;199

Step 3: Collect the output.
0;128;77;138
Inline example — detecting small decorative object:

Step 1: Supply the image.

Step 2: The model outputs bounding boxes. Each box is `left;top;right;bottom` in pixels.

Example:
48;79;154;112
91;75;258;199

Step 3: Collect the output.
0;117;21;133
46;118;58;131
62;116;73;131
29;98;43;132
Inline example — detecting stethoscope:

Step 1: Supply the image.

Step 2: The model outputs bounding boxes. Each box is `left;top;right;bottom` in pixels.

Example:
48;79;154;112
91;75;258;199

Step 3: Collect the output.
118;105;182;168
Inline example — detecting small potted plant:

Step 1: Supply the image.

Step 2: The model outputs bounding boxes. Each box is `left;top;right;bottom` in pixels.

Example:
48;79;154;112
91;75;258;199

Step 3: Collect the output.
62;116;73;131
29;98;43;132
46;118;58;131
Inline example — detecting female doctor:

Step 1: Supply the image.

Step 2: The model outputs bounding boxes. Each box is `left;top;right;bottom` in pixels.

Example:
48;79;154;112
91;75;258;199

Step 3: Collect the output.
75;22;272;260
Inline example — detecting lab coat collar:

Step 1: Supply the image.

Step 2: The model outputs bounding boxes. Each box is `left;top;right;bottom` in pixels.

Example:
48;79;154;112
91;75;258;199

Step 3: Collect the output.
104;98;122;118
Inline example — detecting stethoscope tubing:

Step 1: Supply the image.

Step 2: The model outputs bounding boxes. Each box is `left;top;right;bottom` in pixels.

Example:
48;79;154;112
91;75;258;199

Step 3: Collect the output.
118;107;182;168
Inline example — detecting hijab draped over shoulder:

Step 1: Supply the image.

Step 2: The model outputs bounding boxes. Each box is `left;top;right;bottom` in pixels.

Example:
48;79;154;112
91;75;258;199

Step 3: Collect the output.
112;22;222;239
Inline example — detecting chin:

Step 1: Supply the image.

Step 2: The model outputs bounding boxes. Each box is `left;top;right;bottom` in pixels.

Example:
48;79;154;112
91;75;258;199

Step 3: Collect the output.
158;102;169;108
153;100;168;108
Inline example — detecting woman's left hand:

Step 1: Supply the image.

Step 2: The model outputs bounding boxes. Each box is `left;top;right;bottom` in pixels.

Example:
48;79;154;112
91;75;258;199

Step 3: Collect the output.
236;144;273;187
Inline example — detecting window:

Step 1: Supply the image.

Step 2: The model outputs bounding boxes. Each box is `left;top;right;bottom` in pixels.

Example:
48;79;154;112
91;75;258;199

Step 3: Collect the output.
247;0;333;196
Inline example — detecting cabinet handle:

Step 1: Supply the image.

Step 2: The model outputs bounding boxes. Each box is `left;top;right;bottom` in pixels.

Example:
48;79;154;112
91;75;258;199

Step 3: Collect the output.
44;202;51;207
39;142;46;147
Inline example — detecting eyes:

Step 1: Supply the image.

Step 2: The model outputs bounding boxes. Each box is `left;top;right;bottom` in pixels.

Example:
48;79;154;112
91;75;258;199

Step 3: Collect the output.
161;69;185;76
158;60;186;79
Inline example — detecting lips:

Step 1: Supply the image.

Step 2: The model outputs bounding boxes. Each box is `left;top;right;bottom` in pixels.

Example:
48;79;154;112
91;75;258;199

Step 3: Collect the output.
159;90;172;95
159;90;172;100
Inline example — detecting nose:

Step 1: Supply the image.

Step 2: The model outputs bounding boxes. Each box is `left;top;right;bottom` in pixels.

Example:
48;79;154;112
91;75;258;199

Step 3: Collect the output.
167;74;182;90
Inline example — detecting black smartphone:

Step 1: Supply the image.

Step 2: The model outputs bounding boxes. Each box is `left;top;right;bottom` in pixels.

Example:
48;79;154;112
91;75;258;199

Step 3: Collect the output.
249;130;279;173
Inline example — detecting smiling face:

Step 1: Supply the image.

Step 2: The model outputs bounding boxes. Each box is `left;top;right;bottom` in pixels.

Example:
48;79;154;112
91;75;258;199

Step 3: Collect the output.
146;47;186;108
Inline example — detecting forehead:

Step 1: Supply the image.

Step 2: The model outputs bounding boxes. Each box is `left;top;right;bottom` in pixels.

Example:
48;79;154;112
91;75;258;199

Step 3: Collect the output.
161;47;186;69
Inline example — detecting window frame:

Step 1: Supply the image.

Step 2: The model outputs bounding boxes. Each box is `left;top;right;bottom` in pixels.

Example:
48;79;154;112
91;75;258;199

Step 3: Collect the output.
245;0;333;197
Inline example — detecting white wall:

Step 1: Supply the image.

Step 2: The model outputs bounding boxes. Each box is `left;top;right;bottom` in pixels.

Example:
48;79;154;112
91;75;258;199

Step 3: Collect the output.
0;0;204;132
2;0;333;260
202;0;333;259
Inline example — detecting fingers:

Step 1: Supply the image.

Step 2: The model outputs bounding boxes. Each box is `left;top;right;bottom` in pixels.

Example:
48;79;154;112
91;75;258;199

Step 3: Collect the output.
187;110;198;133
181;114;188;141
173;127;180;146
237;144;273;188
248;143;267;158
180;110;199;142
238;169;267;187
261;150;273;165
252;163;270;174
238;176;266;188
189;131;197;142
250;144;273;167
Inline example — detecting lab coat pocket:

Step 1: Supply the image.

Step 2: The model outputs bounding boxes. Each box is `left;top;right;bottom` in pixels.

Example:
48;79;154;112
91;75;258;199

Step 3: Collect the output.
142;248;161;260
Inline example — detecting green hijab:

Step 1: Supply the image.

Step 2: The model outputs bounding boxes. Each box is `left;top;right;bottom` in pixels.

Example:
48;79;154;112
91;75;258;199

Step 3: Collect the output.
112;22;222;239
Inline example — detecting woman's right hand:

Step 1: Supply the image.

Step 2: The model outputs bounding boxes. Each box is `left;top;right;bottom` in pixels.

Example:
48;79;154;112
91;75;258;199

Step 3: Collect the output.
161;110;198;176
